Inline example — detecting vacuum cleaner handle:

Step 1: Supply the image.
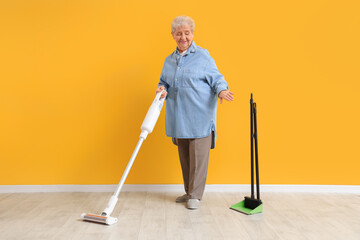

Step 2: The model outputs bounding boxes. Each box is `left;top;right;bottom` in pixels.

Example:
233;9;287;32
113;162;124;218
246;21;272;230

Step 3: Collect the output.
155;90;166;104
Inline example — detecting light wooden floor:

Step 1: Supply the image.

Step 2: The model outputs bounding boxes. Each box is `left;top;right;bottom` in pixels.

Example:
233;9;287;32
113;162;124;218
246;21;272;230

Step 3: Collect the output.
0;192;359;240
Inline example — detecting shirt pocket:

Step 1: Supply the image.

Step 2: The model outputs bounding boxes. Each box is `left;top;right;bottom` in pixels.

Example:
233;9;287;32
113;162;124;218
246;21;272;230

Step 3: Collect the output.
182;69;200;88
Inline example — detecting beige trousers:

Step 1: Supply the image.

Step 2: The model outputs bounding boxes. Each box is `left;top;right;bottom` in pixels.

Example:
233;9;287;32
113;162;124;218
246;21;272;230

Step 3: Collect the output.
176;133;212;200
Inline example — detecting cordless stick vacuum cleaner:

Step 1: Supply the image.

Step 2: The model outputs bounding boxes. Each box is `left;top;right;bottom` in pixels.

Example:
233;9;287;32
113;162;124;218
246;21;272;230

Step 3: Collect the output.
230;93;263;215
80;90;165;225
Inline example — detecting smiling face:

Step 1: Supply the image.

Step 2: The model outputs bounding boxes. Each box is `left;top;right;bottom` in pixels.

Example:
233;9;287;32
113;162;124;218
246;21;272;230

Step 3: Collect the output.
172;24;194;53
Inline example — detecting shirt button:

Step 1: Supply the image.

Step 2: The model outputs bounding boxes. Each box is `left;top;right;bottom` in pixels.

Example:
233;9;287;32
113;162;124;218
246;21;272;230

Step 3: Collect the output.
175;78;178;81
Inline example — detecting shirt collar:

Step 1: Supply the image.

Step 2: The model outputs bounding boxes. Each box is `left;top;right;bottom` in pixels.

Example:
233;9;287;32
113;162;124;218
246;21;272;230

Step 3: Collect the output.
175;41;197;56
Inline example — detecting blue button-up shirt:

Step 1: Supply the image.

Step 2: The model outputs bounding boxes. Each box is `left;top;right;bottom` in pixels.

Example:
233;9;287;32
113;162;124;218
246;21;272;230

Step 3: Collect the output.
158;42;228;149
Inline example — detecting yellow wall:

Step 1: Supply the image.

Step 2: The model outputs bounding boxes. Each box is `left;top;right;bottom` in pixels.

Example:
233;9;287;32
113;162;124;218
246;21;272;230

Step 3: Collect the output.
0;0;359;185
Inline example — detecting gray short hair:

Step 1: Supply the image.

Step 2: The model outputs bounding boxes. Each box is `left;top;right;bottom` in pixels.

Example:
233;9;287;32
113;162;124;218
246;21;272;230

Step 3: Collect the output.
171;15;195;33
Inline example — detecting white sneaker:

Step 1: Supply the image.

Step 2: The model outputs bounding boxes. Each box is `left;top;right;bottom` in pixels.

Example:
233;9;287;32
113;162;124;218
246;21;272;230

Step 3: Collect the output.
187;199;200;209
176;194;189;203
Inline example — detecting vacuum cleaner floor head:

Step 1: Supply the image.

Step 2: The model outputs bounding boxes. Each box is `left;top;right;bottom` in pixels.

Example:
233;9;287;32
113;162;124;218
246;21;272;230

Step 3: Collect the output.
81;213;118;225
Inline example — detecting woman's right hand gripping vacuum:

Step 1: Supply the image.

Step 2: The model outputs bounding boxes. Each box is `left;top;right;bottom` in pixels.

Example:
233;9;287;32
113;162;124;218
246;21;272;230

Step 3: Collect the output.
156;86;168;99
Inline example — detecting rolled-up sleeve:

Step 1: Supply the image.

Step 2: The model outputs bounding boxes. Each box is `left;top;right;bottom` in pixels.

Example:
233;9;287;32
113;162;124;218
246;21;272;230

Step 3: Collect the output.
204;55;228;96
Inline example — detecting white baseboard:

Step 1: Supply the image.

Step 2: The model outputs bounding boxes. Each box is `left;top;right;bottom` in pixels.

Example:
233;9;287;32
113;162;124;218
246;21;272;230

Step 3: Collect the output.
0;184;359;194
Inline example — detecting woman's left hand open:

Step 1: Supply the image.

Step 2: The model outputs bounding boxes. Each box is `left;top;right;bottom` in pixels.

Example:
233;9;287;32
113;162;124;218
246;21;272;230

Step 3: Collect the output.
219;90;234;104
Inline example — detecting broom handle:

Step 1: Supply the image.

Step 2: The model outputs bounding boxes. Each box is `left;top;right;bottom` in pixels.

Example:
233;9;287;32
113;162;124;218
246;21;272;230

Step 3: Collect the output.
250;94;255;199
253;103;260;200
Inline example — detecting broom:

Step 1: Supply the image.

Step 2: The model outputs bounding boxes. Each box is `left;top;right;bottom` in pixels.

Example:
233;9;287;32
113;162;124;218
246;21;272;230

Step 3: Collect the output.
230;93;263;214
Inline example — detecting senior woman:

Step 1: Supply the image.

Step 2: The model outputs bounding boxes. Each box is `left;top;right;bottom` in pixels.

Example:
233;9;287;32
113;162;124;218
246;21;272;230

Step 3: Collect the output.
156;16;234;209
